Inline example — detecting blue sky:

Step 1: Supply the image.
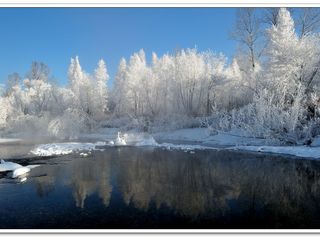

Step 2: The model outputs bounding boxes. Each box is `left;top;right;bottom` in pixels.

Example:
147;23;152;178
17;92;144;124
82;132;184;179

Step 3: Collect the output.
0;8;237;87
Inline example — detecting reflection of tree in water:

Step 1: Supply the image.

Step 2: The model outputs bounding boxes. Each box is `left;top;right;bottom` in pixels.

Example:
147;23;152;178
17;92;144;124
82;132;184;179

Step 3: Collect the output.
30;163;62;198
117;149;242;216
115;148;320;227
30;153;113;209
70;153;112;208
34;175;55;198
31;147;320;227
97;155;113;207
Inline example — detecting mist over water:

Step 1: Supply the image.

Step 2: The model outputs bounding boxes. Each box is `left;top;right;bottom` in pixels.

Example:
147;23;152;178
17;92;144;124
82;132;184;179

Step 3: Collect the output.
1;146;320;228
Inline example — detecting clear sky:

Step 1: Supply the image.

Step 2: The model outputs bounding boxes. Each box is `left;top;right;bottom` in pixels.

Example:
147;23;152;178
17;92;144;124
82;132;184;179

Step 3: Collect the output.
0;8;237;87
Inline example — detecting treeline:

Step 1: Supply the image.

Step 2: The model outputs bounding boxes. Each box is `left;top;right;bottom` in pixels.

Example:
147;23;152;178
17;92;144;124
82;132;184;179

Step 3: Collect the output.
1;8;320;144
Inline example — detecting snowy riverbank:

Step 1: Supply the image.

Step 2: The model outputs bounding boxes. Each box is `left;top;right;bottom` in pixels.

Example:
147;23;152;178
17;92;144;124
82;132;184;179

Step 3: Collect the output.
21;127;320;159
155;128;320;159
1;127;320;159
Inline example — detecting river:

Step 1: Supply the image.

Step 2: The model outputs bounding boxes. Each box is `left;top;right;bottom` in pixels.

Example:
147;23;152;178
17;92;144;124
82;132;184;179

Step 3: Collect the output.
0;144;320;229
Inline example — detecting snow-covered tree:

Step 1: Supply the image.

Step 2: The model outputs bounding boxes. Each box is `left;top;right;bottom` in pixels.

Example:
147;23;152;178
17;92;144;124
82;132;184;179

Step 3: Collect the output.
125;49;149;116
150;52;175;116
26;62;50;82
93;59;109;120
266;8;320;98
23;78;54;116
5;73;20;96
231;8;263;95
297;8;320;38
68;56;94;117
112;58;128;115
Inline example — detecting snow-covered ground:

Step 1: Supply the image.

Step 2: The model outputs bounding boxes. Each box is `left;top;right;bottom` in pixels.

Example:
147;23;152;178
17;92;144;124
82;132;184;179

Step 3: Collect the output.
30;130;219;157
0;159;40;179
157;128;320;159
25;127;320;160
85;127;268;146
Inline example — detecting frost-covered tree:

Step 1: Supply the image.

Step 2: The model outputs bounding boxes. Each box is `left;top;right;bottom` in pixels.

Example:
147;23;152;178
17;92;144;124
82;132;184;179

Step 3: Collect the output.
5;73;20;96
150;53;175;116
232;8;262;70
172;49;207;116
68;56;93;117
267;8;320;96
68;57;83;98
125;49;149;116
112;58;128;115
26;61;50;82
220;58;249;109
231;8;314;142
112;49;230;120
266;7;299;97
201;52;227;113
93;59;109;120
231;8;263;95
297;8;320;38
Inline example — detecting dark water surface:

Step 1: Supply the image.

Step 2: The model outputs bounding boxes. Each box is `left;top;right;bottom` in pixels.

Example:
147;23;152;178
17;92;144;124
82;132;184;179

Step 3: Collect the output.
1;145;320;229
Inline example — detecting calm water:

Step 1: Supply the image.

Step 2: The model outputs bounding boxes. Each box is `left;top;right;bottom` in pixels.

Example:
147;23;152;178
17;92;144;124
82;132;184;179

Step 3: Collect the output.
1;145;320;229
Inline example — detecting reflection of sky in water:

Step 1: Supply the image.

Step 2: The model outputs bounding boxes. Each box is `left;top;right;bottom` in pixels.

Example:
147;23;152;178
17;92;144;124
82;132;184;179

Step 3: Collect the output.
1;147;320;228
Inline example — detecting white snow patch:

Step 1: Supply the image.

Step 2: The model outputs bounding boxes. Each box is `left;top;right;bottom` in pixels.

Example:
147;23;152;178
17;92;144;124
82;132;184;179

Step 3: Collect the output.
114;132;159;147
28;131;223;157
30;142;107;157
229;145;320;159
0;159;22;171
0;160;40;178
27;129;320;159
29;134;160;157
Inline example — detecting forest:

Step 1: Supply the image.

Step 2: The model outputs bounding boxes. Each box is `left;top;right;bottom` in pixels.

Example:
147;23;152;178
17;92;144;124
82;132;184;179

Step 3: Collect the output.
1;7;320;145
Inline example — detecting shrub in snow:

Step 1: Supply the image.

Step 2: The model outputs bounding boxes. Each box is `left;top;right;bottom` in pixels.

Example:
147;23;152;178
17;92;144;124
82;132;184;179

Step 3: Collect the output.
208;86;306;144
